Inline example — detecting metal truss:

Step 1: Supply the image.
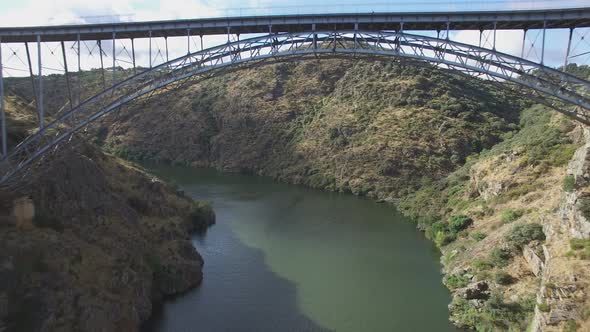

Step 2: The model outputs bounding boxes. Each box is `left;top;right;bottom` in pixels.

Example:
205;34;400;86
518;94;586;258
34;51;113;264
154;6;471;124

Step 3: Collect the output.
1;29;590;188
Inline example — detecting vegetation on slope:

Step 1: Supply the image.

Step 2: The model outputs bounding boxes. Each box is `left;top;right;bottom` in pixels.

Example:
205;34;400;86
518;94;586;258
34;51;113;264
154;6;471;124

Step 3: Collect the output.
0;95;215;331
399;103;584;330
81;59;525;199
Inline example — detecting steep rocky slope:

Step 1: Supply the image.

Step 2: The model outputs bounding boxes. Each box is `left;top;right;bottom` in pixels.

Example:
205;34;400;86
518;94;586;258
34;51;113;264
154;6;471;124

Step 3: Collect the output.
0;97;214;331
400;104;590;331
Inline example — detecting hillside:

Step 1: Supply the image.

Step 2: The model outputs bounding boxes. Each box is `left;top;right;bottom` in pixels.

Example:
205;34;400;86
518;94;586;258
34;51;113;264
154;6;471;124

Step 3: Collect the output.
0;96;215;331
4;59;590;331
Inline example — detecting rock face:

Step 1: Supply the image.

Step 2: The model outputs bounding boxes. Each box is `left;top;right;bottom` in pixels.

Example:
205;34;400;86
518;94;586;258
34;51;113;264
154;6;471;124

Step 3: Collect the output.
0;144;214;332
454;281;490;300
523;244;545;277
559;126;590;238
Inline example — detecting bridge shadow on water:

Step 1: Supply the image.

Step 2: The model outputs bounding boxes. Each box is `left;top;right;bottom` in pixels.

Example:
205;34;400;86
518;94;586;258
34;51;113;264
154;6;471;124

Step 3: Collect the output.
143;219;331;332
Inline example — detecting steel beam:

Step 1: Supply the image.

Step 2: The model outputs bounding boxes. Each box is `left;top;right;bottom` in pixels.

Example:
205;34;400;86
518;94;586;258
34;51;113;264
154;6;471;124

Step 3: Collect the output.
149;30;152;68
24;42;38;109
541;20;546;64
131;38;136;74
98;40;105;89
521;29;527;58
187;29;190;54
1;8;589;43
36;34;43;129
3;29;590;188
112;32;116;85
0;38;5;157
165;36;169;62
493;22;497;50
565;27;574;67
77;33;81;104
60;41;73;110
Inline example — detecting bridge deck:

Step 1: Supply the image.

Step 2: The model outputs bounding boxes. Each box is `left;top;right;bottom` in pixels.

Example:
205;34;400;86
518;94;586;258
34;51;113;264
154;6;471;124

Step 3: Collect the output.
0;8;589;43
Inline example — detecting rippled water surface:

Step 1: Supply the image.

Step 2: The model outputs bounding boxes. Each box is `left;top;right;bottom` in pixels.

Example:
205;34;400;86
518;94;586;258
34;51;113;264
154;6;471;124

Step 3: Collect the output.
144;165;459;332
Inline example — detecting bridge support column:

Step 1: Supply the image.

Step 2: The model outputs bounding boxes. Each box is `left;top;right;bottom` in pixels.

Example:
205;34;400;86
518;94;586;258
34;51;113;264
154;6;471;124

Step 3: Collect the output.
493;22;497;50
165;36;169;62
478;29;482;47
60;41;73;110
312;24;317;50
186;29;190;55
112;32;116;85
37;34;43;129
77;33;81;104
565;27;574;67
149;30;152;68
200;35;203;51
98;40;106;89
541;21;547;65
131;38;136;74
354;23;358;51
521;29;527;59
0;38;5;157
24;43;39;111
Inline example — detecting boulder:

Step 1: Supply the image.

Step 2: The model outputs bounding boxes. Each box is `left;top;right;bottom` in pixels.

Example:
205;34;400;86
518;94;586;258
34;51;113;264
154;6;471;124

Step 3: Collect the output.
454;281;490;300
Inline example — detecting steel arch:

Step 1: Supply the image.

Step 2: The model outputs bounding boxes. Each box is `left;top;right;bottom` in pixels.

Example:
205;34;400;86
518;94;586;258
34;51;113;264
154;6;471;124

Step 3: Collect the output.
1;30;590;187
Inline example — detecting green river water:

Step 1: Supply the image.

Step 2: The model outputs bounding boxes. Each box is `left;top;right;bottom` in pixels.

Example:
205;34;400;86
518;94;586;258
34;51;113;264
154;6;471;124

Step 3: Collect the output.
144;165;460;332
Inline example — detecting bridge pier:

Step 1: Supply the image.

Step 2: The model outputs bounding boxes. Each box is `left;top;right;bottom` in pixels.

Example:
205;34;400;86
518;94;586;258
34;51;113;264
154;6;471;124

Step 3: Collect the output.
541;21;547;65
0;37;5;157
77;33;81;104
60;41;73;110
565;28;574;67
98;40;106;89
149;31;152;68
24;42;38;112
112;32;116;85
36;34;43;129
131;38;136;74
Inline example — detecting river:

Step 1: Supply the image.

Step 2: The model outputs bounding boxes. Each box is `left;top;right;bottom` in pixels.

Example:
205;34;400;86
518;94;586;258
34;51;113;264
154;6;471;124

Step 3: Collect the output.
143;165;460;332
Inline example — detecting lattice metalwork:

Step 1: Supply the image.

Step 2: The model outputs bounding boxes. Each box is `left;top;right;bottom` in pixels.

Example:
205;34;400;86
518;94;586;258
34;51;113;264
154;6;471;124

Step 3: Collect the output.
1;29;589;188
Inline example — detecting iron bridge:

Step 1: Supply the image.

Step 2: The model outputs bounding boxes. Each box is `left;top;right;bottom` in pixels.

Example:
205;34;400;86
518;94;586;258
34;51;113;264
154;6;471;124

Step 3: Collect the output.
1;8;590;188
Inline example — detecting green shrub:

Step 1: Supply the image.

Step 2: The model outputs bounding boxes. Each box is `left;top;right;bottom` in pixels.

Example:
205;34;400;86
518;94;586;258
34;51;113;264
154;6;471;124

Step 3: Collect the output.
435;231;457;247
564;319;578;332
569;238;590;260
474;258;494;271
494;271;514;285
570;238;589;250
578;197;590;221
490;248;513;267
445;273;470;289
505;223;545;250
500;208;524;224
564;175;576;192
187;202;216;233
448;215;473;233
470;231;487;242
450;292;534;331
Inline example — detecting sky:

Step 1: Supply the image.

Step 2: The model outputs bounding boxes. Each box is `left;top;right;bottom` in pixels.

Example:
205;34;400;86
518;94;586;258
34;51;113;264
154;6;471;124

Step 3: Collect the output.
0;0;588;77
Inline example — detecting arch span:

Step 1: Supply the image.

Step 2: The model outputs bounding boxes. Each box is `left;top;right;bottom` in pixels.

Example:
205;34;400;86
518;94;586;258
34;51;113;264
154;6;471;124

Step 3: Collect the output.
1;30;590;187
